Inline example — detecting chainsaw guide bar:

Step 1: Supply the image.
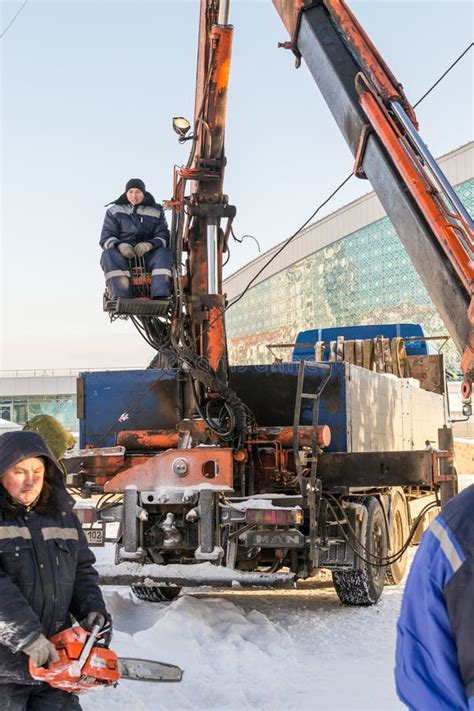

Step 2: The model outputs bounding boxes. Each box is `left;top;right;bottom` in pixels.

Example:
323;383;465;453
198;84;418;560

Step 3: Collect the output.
118;657;183;682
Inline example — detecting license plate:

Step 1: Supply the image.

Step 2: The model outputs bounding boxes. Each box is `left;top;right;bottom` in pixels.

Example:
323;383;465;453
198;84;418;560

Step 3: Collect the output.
84;524;105;547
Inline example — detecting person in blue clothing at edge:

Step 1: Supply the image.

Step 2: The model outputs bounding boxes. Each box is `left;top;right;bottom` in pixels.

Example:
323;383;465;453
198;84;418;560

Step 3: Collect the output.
395;481;474;710
100;178;173;300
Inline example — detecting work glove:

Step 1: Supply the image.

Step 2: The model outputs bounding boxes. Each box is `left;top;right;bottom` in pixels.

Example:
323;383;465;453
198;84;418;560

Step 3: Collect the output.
81;611;113;647
23;633;59;667
118;242;135;259
134;242;153;258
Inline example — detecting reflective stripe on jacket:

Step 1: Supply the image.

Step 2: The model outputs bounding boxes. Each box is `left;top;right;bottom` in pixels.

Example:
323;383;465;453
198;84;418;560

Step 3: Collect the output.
100;191;170;252
0;431;106;684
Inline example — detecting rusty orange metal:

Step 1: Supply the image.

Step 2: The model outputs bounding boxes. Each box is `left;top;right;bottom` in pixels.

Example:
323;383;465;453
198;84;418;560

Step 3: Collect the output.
233;449;248;462
461;294;474;395
273;1;417;124
104;448;234;493
272;0;308;40
204;303;227;374
116;430;180;451
255;425;331;448
324;0;417;125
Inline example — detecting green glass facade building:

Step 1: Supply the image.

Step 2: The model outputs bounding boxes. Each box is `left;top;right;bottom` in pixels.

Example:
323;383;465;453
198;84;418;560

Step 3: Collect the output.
225;144;473;371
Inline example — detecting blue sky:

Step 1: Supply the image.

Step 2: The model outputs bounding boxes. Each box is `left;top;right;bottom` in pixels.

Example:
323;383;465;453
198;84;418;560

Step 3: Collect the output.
1;0;472;370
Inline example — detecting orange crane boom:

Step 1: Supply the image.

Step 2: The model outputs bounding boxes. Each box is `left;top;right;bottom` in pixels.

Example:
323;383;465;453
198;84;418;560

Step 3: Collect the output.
273;0;473;400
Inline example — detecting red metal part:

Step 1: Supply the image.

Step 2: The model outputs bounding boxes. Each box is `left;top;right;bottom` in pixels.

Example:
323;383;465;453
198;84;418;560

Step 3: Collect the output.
116;430;179;450
104;447;234;493
29;626;120;693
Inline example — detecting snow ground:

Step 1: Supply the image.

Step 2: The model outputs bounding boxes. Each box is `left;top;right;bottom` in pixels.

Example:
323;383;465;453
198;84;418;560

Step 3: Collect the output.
82;574;405;711
81;478;473;711
82;558;406;711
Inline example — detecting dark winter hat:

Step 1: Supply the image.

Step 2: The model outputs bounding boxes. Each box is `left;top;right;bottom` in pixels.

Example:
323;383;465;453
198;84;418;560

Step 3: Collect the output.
125;178;146;194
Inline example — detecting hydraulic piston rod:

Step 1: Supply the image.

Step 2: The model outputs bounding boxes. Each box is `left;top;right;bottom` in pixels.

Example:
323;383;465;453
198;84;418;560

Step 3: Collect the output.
391;100;474;235
207;220;219;294
218;0;230;26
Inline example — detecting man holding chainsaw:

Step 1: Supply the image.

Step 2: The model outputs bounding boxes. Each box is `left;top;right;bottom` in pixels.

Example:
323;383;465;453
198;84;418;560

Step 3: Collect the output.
0;430;110;710
100;177;173;300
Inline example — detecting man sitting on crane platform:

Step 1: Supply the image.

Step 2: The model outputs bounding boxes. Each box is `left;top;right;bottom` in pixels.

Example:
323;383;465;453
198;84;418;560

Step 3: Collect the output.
100;178;172;300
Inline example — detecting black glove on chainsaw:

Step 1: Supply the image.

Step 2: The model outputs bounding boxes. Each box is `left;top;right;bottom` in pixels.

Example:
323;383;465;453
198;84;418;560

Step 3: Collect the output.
81;611;113;647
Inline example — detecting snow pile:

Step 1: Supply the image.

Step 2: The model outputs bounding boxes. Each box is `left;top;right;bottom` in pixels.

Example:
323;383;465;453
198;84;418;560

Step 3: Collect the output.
82;593;299;710
81;579;404;711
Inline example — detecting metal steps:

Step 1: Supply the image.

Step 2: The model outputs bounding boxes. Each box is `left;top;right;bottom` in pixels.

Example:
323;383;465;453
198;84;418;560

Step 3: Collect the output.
105;298;171;317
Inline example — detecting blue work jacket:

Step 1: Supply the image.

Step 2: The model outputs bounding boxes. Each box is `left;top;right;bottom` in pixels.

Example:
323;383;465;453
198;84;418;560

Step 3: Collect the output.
395;485;474;710
100;191;170;251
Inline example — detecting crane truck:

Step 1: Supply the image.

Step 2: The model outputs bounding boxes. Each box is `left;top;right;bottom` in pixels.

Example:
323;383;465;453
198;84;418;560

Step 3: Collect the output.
67;0;472;605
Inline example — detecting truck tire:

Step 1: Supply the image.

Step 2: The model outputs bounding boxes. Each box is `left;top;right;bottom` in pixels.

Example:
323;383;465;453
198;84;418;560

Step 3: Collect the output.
332;497;387;606
131;585;181;602
385;492;409;585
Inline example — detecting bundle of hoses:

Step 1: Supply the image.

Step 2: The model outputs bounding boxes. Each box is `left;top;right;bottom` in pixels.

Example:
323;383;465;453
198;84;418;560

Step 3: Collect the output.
169;342;256;450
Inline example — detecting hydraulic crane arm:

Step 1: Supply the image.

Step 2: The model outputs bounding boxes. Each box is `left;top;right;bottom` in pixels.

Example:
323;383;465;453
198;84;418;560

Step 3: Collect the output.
273;0;474;398
171;0;234;385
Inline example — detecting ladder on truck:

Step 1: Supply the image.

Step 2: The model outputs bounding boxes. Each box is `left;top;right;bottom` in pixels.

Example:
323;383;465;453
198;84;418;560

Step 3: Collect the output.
293;360;332;564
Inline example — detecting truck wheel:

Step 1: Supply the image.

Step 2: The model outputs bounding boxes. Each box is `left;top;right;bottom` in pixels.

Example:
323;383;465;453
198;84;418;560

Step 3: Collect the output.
131;585;181;602
385;493;409;585
332;497;387;606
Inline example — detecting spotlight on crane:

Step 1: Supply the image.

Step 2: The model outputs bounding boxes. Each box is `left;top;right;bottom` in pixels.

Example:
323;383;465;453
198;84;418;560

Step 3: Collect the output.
172;117;192;143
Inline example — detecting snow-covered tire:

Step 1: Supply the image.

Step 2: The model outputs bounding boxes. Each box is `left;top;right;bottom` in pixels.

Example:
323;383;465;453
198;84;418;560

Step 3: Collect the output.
332;497;387;606
385;492;409;586
131;585;181;602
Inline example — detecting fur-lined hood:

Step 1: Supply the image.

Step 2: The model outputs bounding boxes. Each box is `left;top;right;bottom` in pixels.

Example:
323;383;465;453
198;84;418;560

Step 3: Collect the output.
0;431;73;515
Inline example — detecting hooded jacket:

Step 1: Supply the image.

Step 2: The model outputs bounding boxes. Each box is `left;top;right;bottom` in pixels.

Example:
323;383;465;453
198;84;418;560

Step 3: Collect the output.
0;431;106;684
395;484;474;710
99;191;170;252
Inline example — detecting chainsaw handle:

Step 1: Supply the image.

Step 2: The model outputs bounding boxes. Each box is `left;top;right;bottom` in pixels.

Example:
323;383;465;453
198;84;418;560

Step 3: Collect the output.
28;657;53;681
76;623;102;672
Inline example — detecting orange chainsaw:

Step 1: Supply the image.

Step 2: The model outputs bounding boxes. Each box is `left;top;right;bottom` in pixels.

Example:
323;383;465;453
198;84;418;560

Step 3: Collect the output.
29;624;183;693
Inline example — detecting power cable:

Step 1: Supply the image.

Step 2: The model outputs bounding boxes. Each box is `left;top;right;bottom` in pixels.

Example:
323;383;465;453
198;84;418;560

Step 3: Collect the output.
0;0;28;39
226;41;473;316
325;497;439;569
227;172;353;313
194;39;473;346
413;42;473;108
192;171;353;349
